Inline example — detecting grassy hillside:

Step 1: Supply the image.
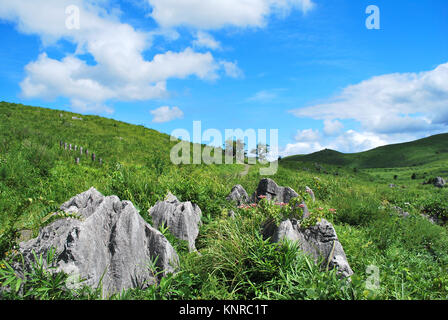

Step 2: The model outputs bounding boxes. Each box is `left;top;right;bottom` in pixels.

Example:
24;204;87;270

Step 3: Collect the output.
1;101;448;300
283;133;448;168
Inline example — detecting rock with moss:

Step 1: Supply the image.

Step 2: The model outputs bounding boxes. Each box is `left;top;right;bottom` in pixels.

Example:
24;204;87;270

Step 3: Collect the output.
149;192;202;252
18;187;179;297
264;218;353;278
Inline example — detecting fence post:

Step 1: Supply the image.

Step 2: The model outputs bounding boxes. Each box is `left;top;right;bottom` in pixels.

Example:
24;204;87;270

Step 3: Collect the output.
92;153;96;162
75;157;80;165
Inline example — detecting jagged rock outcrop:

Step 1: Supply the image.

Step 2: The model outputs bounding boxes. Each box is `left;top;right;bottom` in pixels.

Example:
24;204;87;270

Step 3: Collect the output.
263;218;353;278
226;185;249;206
252;178;299;204
18;188;179;296
149;193;202;252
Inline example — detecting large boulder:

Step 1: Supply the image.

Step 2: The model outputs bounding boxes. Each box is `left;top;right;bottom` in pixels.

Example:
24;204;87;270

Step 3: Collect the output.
149;193;202;252
18;188;179;297
226;185;249;206
264;218;353;278
252;178;299;204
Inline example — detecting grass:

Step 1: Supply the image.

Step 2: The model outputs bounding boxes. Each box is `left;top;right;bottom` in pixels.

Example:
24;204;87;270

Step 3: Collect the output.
1;101;448;300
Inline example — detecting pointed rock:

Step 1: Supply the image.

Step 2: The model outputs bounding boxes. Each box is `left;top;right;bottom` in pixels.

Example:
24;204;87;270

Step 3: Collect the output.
19;188;179;296
226;185;249;206
149;193;202;252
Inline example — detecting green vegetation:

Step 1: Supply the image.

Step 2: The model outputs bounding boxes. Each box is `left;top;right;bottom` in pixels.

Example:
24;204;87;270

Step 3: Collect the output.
1;101;448;300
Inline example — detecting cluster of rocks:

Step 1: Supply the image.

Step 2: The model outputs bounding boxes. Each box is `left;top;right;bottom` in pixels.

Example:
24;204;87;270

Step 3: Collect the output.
16;188;203;297
14;178;353;297
226;178;353;278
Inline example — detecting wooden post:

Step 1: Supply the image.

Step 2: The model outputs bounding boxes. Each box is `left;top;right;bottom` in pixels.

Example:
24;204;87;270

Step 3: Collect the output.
69;144;72;151
86;149;89;157
75;157;80;165
99;158;103;165
80;146;83;155
92;153;96;162
74;145;77;151
59;141;63;148
64;143;67;150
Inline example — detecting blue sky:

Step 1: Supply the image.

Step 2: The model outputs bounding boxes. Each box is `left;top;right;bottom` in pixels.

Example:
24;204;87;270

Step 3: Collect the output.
0;0;447;156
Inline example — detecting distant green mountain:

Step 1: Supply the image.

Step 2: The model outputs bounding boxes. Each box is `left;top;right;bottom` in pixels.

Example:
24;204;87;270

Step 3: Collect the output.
283;133;448;168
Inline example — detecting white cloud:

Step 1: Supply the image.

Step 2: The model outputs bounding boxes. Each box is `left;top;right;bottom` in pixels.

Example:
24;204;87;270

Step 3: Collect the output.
283;62;448;155
326;130;387;153
219;61;243;78
0;0;236;113
290;62;448;135
281;129;393;156
295;128;320;142
247;90;278;102
193;31;221;50
281;141;323;157
323;119;343;136
151;106;184;123
147;0;315;29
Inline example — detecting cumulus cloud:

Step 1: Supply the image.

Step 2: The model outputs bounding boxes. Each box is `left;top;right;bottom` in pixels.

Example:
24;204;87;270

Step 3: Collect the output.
193;31;221;50
0;0;237;113
323;119;343;136
219;61;244;78
147;0;315;29
290;62;448;135
326;130;388;153
281;141;323;156
281;129;393;156
282;63;448;155
151;106;184;123
295;128;320;142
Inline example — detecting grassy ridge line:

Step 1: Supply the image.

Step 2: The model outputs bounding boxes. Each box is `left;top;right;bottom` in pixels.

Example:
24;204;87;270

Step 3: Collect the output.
1;101;448;300
283;133;448;168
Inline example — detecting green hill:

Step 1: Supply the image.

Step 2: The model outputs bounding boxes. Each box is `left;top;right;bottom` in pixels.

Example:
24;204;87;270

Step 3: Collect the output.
1;101;448;301
283;133;448;168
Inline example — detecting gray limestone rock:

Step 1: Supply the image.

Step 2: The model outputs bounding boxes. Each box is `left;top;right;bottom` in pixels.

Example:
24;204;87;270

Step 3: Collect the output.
149;193;202;252
265;218;353;278
19;187;179;297
226;185;249;206
254;178;299;204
